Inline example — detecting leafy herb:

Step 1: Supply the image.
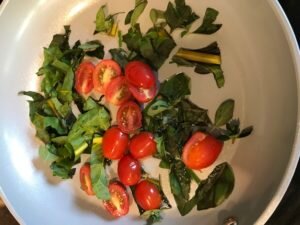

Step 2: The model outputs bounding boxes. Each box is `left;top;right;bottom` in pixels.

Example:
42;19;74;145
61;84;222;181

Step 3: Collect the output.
171;42;225;88
94;5;122;36
164;0;199;34
193;8;222;34
125;0;148;27
78;40;105;59
150;9;165;25
50;160;76;179
109;48;130;70
90;144;110;200
215;99;234;127
123;24;176;69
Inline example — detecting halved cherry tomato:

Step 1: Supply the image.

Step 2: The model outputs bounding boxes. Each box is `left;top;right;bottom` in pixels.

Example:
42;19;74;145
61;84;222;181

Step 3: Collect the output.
103;127;129;160
118;155;141;186
182;132;223;170
93;59;122;94
75;61;95;95
128;83;156;103
117;101;142;134
103;182;129;217
79;163;95;196
125;61;156;89
129;132;157;159
134;180;162;210
105;76;132;105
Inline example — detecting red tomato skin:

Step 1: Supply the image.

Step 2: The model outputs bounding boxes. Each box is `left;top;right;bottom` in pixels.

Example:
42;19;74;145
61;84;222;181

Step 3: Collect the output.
125;61;156;89
75;61;95;95
134;180;162;210
79;163;95;196
128;83;156;103
182;132;223;170
118;155;142;186
93;59;122;94
129;132;157;159
103;182;129;217
102;127;129;160
105;76;132;106
117;101;142;134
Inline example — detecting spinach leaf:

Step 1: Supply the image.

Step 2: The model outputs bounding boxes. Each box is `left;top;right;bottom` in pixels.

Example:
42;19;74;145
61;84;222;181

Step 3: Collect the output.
94;5;121;35
50;160;76;179
125;0;148;27
193;8;222;35
195;162;234;210
79;40;104;59
164;0;199;32
39;145;59;163
123;25;176;69
159;73;190;102
150;9;165;25
215;99;234;127
50;26;71;51
90;144;110;200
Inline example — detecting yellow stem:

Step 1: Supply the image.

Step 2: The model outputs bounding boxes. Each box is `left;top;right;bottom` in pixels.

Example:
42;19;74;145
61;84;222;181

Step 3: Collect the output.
176;48;221;65
92;137;103;144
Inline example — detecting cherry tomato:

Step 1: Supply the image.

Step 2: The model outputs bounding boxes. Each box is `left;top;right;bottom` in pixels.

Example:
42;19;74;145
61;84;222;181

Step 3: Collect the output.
103;182;129;217
117;101;142;134
129;132;157;159
128;83;156;103
125;61;156;89
105;76;132;105
182;132;223;170
93;59;122;94
75;61;95;95
103;127;129;160
79;163;95;196
134;180;162;210
118;155;141;186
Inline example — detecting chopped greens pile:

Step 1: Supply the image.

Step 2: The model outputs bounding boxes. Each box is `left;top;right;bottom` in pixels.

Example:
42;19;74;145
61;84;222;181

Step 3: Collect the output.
20;0;253;224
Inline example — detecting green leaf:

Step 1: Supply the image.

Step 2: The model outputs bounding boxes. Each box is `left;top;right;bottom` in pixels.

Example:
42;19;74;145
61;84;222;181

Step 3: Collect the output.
50;26;71;51
90;144;110;200
142;210;162;225
159;73;190;102
195;162;234;210
146;99;170;117
109;48;129;70
19;91;44;101
67;106;111;150
214;99;235;127
57;68;74;103
79;40;104;59
123;24;143;52
150;9;165;25
193;8;222;35
94;5;121;35
39;145;59;162
128;0;148;27
238;126;253;138
195;63;224;88
164;0;199;32
50;160;76;179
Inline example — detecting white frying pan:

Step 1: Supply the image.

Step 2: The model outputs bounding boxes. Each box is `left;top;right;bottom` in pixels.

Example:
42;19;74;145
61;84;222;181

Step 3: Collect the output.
0;0;299;224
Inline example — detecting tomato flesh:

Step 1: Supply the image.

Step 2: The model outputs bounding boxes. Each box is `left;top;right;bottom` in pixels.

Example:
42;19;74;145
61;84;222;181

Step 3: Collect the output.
75;61;95;95
103;182;129;217
128;83;156;103
117;101;142;134
93;59;121;94
103;127;129;160
182;132;223;170
134;180;162;210
118;155;141;186
105;76;132;106
129;132;157;159
79;163;95;196
125;61;156;89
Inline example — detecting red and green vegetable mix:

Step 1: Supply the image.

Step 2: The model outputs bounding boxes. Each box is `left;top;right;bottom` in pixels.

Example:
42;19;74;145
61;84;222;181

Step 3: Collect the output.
20;0;253;224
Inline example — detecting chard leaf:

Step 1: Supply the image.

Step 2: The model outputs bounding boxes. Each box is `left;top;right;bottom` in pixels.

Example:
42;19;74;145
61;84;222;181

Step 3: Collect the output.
193;8;222;35
50;160;76;179
215;99;235;127
159;73;190;102
79;40;104;59
126;0;148;27
196;162;234;210
57;68;74;103
164;0;199;32
90;144;110;200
